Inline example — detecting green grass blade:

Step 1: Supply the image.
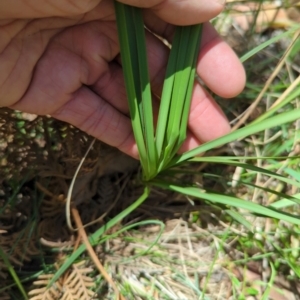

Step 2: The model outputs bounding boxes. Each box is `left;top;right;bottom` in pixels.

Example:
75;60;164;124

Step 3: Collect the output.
165;27;191;142
155;28;180;158
166;26;198;150
253;84;300;124
171;108;300;166
188;157;300;189
262;262;276;300
232;179;300;205
115;2;156;178
225;210;253;231
151;182;300;225
114;2;147;166
174;24;202;150
157;24;202;170
240;25;300;63
0;247;28;299
132;7;157;176
116;2;202;179
102;220;165;262
284;166;300;181
49;186;150;287
270;194;300;209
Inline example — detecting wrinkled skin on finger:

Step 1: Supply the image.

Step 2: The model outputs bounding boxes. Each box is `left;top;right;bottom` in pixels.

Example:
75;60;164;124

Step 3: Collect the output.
0;0;245;158
0;0;224;20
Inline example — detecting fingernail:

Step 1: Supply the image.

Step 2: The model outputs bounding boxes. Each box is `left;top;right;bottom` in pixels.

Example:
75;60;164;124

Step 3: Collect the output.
215;0;226;5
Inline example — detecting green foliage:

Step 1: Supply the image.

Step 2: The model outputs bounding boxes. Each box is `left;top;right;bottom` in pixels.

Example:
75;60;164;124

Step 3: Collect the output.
2;1;300;298
114;2;300;228
115;1;202;180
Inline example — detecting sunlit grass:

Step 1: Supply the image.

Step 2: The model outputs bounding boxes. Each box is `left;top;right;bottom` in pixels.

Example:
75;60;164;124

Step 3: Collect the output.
114;1;300;225
2;1;300;299
115;1;202;180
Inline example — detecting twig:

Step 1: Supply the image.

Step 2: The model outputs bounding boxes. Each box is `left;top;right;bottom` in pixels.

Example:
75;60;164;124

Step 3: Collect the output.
66;139;95;231
71;207;124;300
40;238;74;248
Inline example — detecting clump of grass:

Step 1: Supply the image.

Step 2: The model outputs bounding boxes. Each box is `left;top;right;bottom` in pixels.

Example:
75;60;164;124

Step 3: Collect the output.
2;1;300;299
114;1;300;224
114;2;202;180
48;2;300;295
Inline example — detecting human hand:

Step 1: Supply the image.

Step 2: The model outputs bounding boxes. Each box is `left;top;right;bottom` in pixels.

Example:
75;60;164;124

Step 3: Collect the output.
0;0;245;158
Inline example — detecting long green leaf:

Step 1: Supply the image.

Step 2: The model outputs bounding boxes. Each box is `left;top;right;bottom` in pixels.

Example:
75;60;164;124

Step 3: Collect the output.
49;186;150;287
152;182;300;225
102;220;165;262
157;24;202;170
253;83;300;123
189;156;300;189
270;194;300;209
115;2;156;179
0;247;28;299
115;1;202;179
132;7;157;176
240;25;300;63
114;3;147;166
171;108;300;166
178;24;202;146
155;29;180;158
225;210;253;231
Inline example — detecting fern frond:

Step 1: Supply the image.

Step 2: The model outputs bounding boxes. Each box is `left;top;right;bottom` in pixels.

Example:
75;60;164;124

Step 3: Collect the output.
62;261;95;300
28;261;95;300
28;274;63;300
0;225;40;267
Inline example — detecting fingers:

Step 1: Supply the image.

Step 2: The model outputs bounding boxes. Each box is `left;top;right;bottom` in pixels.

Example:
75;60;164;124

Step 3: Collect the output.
10;20;139;158
145;21;246;98
52;86;139;157
0;0;223;24
10;17;243;158
139;21;240;145
91;62;130;114
119;0;225;25
112;22;233;147
187;84;231;143
11;21;120;115
197;23;246;98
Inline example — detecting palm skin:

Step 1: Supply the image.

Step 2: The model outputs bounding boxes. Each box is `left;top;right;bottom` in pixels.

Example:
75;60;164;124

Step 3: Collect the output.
0;0;245;158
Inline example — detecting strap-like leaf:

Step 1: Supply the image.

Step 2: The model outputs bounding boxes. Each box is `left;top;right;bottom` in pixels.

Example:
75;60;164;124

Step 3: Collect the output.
115;1;202;180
